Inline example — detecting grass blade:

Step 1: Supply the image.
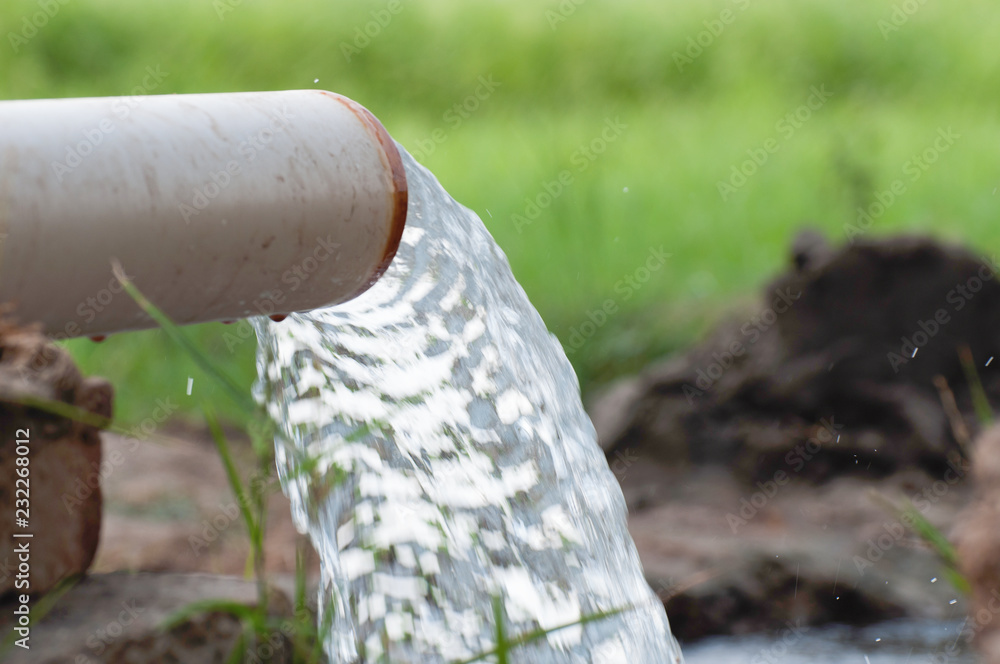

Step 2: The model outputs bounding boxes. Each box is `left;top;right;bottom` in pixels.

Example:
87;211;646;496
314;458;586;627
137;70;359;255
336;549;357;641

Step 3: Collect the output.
958;344;993;426
204;407;259;545
111;260;256;415
0;575;79;656
871;490;970;596
9;394;112;429
453;601;633;664
161;599;260;632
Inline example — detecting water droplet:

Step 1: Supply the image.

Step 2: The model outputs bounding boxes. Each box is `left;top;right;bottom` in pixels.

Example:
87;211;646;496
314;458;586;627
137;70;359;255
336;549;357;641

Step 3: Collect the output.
314;78;319;83
950;599;958;605
931;577;938;582
186;377;193;396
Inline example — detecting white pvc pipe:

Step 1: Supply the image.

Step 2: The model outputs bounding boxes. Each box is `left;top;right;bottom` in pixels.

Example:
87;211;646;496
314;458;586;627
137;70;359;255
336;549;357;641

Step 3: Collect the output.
0;90;407;339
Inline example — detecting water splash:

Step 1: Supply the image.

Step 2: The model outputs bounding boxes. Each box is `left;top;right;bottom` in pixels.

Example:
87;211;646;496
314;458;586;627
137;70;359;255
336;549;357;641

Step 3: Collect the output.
254;148;684;663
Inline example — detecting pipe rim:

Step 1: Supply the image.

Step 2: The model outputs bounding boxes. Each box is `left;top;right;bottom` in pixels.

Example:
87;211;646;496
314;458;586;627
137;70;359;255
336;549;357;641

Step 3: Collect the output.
326;92;408;302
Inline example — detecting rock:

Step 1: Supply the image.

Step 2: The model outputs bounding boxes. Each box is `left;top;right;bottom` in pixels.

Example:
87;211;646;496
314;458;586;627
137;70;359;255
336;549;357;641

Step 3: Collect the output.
588;232;1000;640
954;425;1000;663
0;319;112;598
0;572;298;663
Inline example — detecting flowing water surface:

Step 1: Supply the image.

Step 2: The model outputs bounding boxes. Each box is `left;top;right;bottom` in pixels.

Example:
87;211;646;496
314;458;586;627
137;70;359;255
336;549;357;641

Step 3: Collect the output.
254;149;684;663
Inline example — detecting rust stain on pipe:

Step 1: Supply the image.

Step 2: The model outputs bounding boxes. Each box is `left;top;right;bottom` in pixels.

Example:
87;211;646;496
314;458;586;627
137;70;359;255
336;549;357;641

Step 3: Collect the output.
325;92;408;302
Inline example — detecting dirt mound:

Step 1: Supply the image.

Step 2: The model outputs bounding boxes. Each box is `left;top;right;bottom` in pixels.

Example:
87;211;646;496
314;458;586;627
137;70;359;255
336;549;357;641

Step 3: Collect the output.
590;231;1000;641
596;231;1000;483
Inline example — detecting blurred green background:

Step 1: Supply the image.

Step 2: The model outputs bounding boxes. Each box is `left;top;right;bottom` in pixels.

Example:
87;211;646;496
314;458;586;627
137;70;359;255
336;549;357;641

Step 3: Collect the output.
1;0;998;426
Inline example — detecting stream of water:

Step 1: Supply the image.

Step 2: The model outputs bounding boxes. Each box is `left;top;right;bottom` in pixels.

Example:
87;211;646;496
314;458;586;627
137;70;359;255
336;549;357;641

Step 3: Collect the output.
253;148;684;662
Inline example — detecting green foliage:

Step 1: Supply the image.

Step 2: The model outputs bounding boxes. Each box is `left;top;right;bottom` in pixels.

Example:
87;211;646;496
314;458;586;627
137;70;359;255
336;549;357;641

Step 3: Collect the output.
453;597;630;664
899;500;971;597
3;0;998;420
872;491;971;597
959;344;994;426
61;323;258;428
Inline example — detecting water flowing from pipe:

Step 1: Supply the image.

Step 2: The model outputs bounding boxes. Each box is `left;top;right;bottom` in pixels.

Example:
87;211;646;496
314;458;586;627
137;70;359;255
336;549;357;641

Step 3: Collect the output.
253;148;684;663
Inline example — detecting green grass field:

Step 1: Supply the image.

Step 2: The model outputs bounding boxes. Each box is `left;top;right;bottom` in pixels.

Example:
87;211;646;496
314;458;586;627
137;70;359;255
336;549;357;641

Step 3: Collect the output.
2;0;998;426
